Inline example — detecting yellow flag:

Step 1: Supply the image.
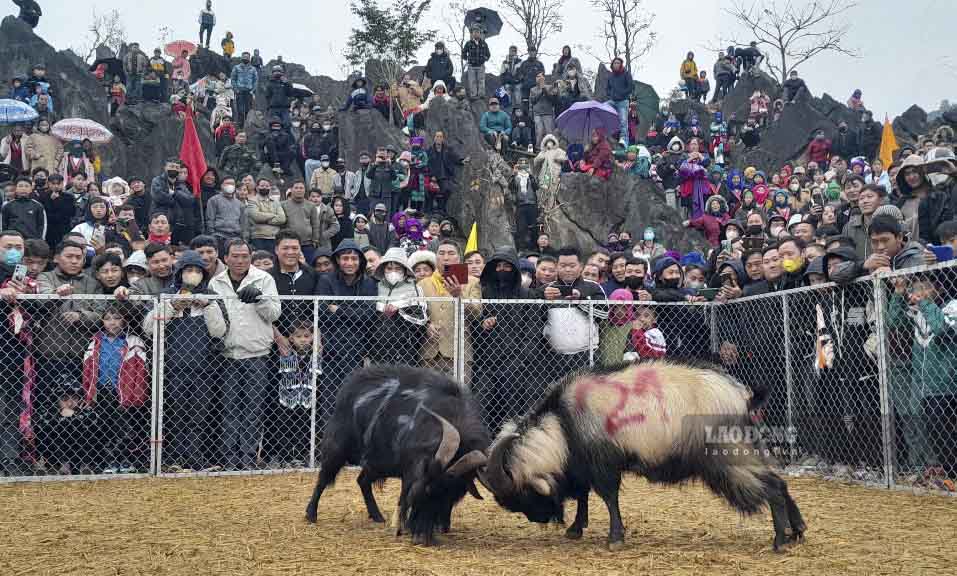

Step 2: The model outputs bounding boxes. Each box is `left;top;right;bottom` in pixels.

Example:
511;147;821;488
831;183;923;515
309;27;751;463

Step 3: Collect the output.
879;115;899;168
464;222;478;254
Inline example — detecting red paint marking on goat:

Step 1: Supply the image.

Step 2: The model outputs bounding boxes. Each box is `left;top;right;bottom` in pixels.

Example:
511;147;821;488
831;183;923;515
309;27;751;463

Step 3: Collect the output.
575;368;666;436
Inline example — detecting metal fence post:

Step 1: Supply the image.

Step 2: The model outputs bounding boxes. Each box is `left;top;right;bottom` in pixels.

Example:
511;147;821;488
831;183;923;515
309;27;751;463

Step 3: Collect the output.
153;295;166;476
453;297;463;387
308;299;320;470
782;293;795;458
709;301;719;355
872;275;896;489
587;301;595;367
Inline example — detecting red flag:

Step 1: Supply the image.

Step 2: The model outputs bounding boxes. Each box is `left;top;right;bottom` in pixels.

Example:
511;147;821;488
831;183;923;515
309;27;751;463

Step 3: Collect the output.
179;109;208;199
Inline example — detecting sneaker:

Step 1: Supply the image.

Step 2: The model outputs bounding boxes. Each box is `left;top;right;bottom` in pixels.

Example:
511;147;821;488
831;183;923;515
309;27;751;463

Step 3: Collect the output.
102;464;120;474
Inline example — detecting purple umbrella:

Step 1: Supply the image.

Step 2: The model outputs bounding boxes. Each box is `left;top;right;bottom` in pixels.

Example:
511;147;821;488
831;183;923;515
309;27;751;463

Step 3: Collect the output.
555;100;621;143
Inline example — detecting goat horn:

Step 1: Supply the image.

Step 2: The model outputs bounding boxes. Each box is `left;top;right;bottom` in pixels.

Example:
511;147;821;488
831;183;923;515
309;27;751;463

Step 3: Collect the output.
424;407;460;470
486;433;519;495
446;450;487;477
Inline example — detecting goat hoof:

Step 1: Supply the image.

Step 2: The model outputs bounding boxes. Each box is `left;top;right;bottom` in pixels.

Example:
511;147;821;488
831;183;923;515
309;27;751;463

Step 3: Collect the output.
789;525;806;543
369;513;385;523
565;527;583;540
304;508;317;524
772;534;789;552
606;537;625;551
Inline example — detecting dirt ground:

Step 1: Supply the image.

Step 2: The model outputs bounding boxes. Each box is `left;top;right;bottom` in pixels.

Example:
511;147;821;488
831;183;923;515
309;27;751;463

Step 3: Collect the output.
1;471;954;576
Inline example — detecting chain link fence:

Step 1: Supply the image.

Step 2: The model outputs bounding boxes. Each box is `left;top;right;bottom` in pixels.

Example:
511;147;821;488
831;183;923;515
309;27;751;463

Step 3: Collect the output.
3;265;957;493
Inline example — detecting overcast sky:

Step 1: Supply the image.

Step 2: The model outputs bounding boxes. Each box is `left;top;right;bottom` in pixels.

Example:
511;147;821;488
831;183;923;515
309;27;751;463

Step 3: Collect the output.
24;0;957;118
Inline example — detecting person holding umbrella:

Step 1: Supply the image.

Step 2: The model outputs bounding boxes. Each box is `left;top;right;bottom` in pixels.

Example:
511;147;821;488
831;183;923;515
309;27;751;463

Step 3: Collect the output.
462;27;491;101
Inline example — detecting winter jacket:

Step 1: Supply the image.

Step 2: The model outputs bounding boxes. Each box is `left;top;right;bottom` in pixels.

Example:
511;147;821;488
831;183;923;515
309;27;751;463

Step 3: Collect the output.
301;128;337;162
265;77;293;110
199;8;216;26
424;52;455;85
463;39;491;68
143;250;228;369
81;333;149;408
367;219;391;254
206;192;244;238
606;68;635;101
713;58;735;79
887;294;957;398
315;202;340;249
552;56;582;79
1;197;46;239
150;174;201;242
272;264;320;334
679;58;698;82
333;170;358;198
509;172;538;206
218;143;260;178
892;241;927;271
209;265;281;359
230;63;258;93
39;188;75;247
0;135;30;173
841;213;871;261
309;167;338;199
123;49;149;76
281;198;321;247
245;196;287;240
36;269;103;359
316;240;379;366
530;84;558;116
500;55;523;84
366;162;397;201
480;110;512;135
517;58;545;91
418;273;481;362
427;144;463;182
534;136;566;189
783;77;807;101
807;138;832;164
395;80;424;112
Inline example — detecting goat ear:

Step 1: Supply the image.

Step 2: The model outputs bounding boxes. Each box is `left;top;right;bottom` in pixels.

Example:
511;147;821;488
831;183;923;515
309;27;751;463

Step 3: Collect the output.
530;476;552;496
467;480;484;500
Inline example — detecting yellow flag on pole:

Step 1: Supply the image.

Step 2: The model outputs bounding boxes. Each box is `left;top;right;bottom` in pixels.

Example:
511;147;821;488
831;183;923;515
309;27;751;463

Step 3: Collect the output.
879;115;899;169
464;222;478;254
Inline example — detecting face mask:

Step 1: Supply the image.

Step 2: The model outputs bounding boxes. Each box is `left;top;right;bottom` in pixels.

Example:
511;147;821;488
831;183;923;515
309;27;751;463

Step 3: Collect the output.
521;274;532;288
657;278;680;290
181;270;204;288
223;184;236;194
496;270;513;285
726;229;740;241
321;161;330;168
258;187;271;196
4;248;23;266
167;169;180;180
781;257;804;274
375;211;387;221
34;177;46;187
770;226;784;237
625;276;644;289
686;280;705;290
385;271;405;285
746;225;764;237
643;231;655;242
789;183;800;192
929;173;951;188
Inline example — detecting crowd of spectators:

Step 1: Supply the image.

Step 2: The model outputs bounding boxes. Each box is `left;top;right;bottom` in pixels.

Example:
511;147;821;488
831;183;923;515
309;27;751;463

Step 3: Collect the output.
1;2;957;485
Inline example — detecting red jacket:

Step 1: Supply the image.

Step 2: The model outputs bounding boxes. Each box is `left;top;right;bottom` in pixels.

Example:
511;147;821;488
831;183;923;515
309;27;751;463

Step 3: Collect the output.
689;212;729;246
82;333;149;408
631;328;667;358
807;138;832;163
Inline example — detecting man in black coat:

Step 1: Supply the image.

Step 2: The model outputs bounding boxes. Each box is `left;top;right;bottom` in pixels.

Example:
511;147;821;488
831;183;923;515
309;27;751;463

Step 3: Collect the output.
517;48;546;103
426;130;466;215
264;66;293;128
0;230;30;475
150;158;201;245
39;173;74;248
424;42;456;92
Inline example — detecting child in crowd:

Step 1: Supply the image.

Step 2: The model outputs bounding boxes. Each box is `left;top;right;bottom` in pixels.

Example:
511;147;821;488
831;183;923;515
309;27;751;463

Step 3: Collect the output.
353;214;370;247
81;306;148;473
34;376;101;475
271;320;317;467
109;74;126;117
628;305;667;360
252;251;274;271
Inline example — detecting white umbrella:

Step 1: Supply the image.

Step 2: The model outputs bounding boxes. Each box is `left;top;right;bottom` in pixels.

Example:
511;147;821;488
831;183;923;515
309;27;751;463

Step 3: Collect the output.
51;118;113;144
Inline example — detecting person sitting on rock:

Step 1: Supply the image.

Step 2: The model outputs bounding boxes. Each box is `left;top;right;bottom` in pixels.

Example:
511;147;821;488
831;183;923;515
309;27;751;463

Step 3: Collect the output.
847;89;864;111
749;90;770;127
783;70;807;104
340;76;370;112
684;194;730;247
578;128;613;181
510;106;533;150
402;80;450;136
480;97;512;152
372;83;391;119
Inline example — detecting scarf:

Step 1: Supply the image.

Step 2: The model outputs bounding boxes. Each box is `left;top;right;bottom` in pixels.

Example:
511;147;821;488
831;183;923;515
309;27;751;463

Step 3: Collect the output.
148;232;171;245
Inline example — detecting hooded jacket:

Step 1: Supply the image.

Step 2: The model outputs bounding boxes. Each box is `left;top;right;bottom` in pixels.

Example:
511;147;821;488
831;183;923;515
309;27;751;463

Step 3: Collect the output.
374;247;428;326
424;51;455;85
150;173;200;242
316;239;378;367
476;250;536;363
606;65;635;101
209;261;281;359
534;135;567;189
144;250;228;369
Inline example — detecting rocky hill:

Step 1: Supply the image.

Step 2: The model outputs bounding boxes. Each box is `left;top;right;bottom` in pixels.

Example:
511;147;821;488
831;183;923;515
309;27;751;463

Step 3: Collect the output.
2;15;954;255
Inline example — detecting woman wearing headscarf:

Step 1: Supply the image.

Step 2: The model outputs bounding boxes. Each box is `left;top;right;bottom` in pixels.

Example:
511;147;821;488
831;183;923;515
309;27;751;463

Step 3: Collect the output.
679;137;712;219
58;140;95;185
598;288;634;367
578;128;613;180
330;196;354;249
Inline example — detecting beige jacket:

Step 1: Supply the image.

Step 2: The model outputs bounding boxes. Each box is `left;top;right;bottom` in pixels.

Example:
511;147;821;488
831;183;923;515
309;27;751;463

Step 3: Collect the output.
417;276;481;362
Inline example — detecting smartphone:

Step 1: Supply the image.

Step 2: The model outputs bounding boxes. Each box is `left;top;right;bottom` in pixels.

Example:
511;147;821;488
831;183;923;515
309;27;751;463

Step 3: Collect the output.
557;284;574;298
743;236;764;251
12;264;28;283
442;263;469;285
721;240;733;254
928;244;955;263
812;193;824;207
697;287;720;301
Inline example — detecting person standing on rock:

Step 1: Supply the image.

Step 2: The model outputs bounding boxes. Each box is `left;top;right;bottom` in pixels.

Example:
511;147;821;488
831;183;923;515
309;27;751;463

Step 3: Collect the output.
198;0;216;49
517;47;545;111
462;27;491;101
123;43;149;104
605;57;634;147
423;42;455;94
265;65;293;128
783;70;807;104
230;52;258;128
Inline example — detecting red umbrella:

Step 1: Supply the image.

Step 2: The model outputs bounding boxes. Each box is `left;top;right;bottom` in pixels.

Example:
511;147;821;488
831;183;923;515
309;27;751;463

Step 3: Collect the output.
165;40;198;58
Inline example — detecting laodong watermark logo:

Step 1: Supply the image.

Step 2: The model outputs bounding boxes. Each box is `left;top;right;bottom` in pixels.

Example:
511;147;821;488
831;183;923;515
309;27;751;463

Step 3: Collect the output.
684;416;808;460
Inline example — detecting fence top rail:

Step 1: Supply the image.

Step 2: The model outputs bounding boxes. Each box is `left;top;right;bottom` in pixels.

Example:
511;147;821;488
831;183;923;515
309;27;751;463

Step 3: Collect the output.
9;293;155;301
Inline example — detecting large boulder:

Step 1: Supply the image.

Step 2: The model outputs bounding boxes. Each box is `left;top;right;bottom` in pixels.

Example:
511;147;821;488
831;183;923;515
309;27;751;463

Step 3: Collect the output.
547;173;707;253
335;107;406;171
893;105;929;147
749;100;831;166
188;47;230;83
720;71;780;126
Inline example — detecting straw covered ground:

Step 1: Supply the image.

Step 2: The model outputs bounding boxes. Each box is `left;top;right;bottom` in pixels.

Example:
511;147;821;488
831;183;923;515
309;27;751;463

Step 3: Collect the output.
1;471;955;575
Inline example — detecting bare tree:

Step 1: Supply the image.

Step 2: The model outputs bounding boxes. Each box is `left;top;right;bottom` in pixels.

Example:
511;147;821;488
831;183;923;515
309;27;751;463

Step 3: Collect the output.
586;0;657;73
723;0;859;83
75;8;127;63
437;1;471;63
497;0;564;53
